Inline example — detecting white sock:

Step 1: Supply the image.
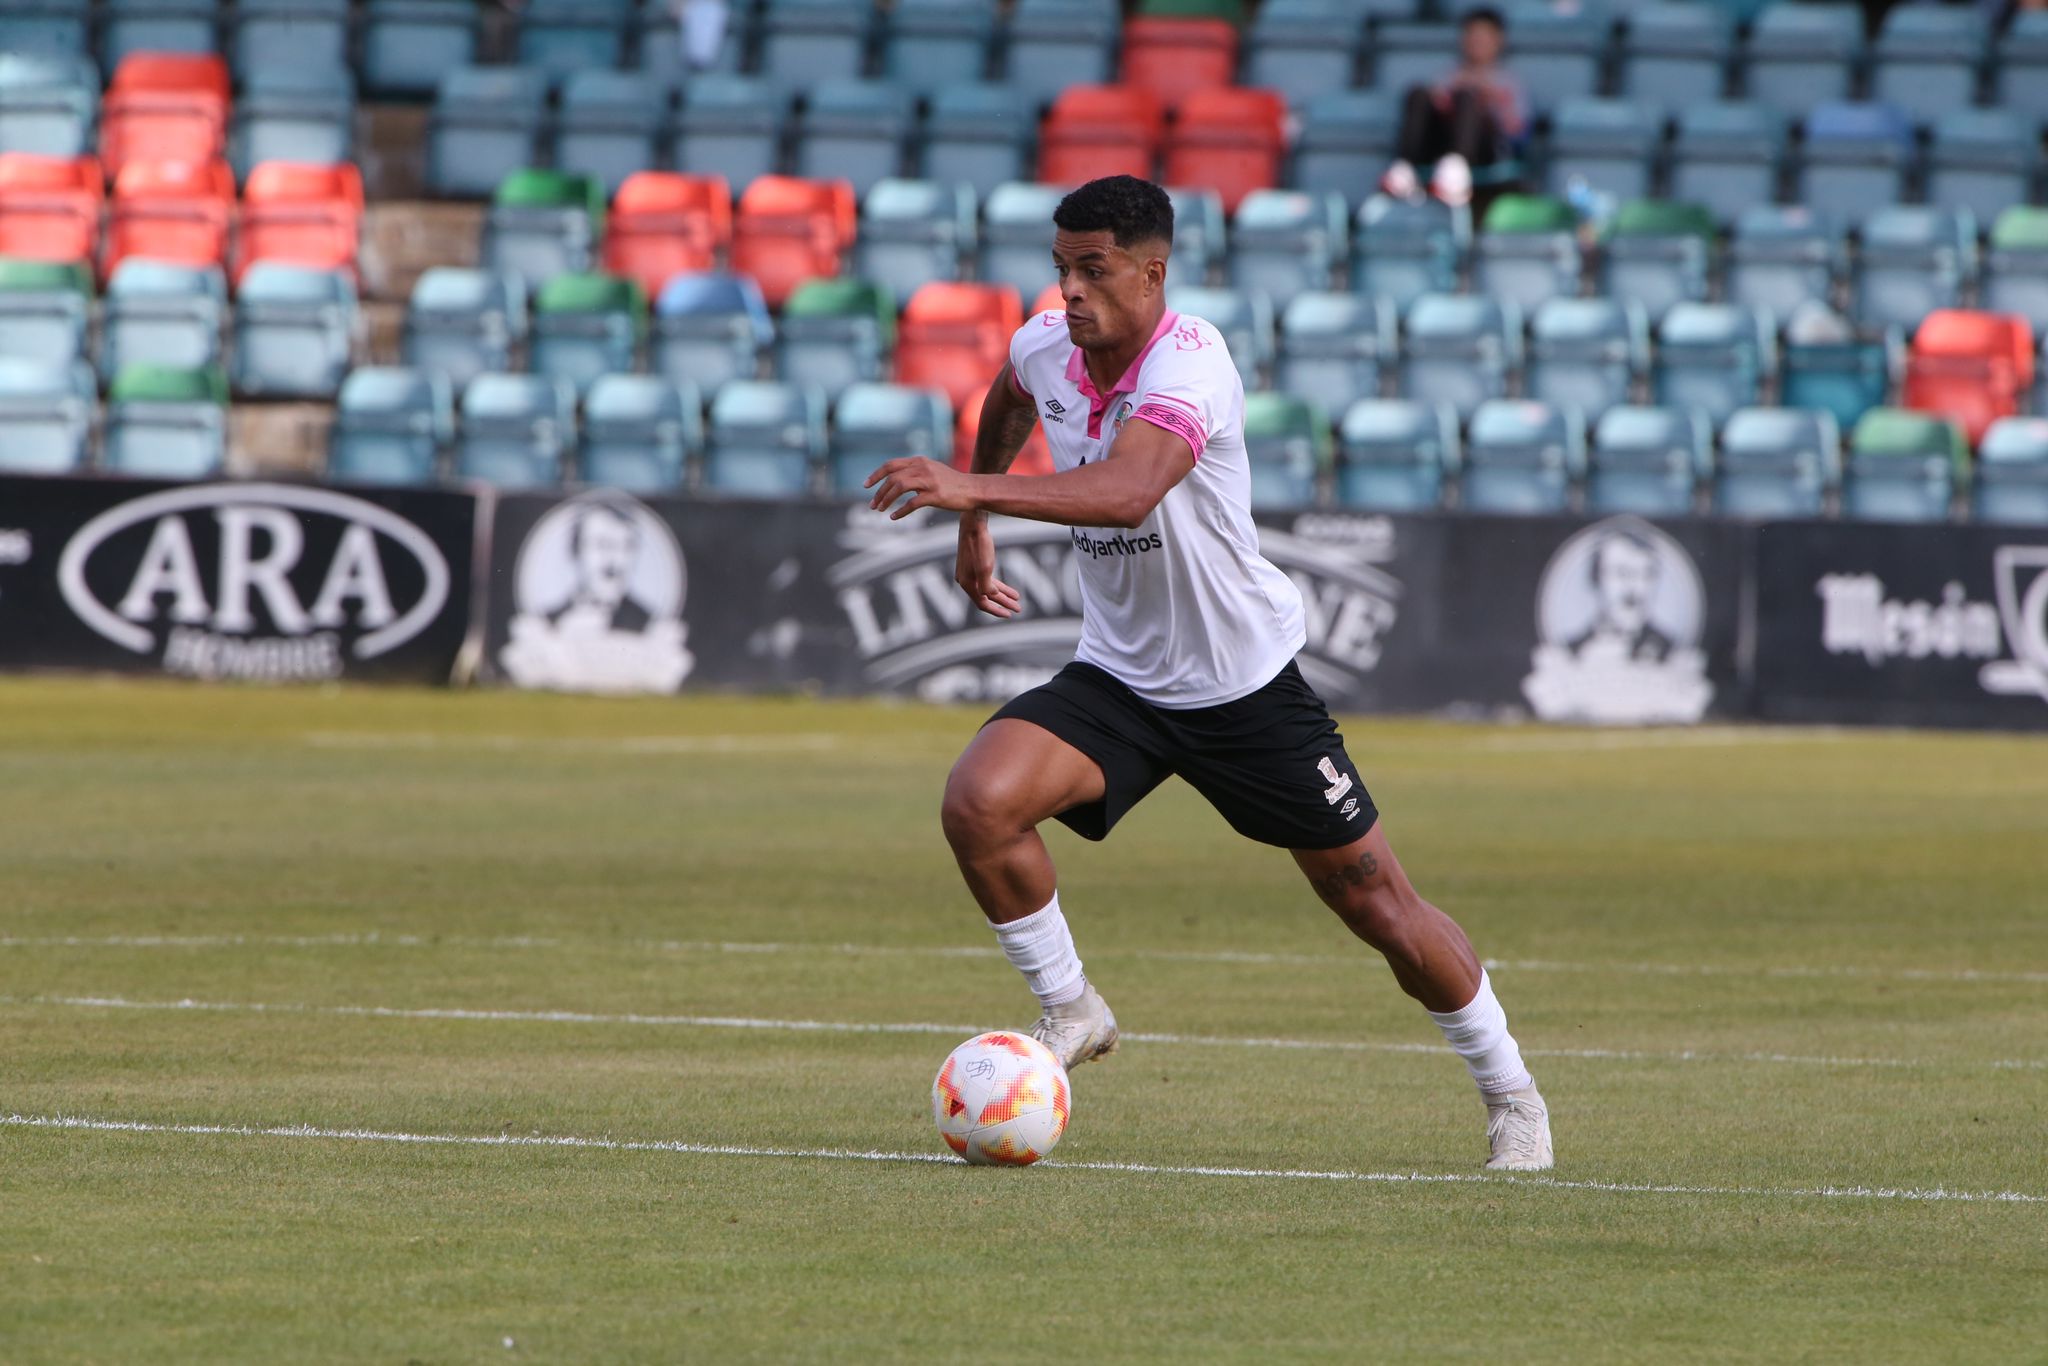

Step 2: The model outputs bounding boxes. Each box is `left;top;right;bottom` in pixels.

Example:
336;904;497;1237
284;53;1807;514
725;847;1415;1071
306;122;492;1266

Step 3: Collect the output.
989;893;1087;1010
1426;971;1533;1097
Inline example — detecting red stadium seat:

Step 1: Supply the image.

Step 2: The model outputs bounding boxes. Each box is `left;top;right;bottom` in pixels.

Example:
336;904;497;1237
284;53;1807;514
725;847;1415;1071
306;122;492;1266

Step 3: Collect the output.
1163;87;1287;211
1904;309;2034;445
104;158;234;277
100;55;231;180
728;174;855;308
955;379;1054;476
1038;85;1165;187
1032;282;1064;317
234;161;364;283
1120;17;1239;105
604;171;732;300
898;281;1024;410
0;154;102;263
110;53;231;101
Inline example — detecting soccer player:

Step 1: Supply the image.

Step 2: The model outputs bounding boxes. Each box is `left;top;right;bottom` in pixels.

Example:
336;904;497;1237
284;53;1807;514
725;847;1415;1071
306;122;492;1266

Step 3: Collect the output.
865;176;1552;1171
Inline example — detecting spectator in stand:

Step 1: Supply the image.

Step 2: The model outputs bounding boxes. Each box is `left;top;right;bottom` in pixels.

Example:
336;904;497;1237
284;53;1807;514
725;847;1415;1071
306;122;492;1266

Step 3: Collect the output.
1380;7;1528;209
675;0;731;70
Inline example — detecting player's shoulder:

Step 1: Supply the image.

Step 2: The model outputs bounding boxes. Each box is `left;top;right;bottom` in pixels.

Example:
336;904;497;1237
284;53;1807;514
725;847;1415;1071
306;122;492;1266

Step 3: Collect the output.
1138;312;1237;384
1011;309;1074;367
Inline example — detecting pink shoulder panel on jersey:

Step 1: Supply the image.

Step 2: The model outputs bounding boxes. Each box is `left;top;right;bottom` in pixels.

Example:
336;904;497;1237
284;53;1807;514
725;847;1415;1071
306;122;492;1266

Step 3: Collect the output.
1131;401;1207;462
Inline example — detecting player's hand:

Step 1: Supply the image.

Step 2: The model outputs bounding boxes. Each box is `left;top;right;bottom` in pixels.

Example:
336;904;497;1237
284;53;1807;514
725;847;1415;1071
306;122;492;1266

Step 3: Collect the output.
865;457;977;520
956;514;1022;620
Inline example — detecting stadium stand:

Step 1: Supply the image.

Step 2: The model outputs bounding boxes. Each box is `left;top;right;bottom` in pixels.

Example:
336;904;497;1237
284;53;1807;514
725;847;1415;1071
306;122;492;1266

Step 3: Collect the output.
896;281;1022;411
1587;405;1712;516
0;152;101;263
1973;417;2048;525
1337;397;1458;511
456;371;576;487
1462;398;1584;515
1400;292;1520;419
0;354;92;473
402;267;527;391
103;361;227;477
0;256;91;362
1274;291;1395;421
704;377;826;496
1227;189;1346;313
604;172;732;304
329;365;454;485
100;258;224;384
1717;406;1840;518
580;372;701;492
1243;391;1330;509
828;381;951;495
1843;408;1968;523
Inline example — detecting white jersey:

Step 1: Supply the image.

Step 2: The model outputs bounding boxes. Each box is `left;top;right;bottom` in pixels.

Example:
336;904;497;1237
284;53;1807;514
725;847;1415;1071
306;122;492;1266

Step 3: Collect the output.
1008;308;1307;709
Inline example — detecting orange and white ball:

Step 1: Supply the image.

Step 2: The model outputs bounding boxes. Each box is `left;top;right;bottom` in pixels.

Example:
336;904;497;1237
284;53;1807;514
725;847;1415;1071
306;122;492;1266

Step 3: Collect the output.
931;1031;1071;1166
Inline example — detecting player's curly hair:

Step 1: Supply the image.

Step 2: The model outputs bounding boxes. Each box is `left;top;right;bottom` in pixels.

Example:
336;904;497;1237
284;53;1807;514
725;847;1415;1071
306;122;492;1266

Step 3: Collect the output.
1052;176;1175;252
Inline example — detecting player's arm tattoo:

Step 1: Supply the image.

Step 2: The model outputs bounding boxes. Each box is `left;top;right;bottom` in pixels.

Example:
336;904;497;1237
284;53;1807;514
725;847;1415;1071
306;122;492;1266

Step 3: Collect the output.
1310;850;1381;904
971;364;1037;477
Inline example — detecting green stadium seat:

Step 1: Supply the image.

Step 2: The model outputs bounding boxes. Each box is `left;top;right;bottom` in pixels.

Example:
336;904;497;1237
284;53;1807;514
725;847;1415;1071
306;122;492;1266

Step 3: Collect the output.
531;271;646;394
776;277;894;400
1844;408;1967;524
1243;393;1331;510
104;361;228;477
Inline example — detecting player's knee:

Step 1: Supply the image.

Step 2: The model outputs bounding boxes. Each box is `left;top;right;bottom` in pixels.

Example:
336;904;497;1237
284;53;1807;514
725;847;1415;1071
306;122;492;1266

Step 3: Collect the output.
939;766;1022;856
1332;885;1429;956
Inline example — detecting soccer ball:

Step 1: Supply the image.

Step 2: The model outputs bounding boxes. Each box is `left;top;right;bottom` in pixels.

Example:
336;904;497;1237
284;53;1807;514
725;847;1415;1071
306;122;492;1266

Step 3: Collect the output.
931;1031;1071;1166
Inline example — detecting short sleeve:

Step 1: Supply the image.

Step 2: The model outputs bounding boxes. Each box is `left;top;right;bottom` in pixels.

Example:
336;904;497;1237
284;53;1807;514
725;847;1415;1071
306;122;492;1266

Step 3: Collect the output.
1129;320;1234;462
1009;310;1068;399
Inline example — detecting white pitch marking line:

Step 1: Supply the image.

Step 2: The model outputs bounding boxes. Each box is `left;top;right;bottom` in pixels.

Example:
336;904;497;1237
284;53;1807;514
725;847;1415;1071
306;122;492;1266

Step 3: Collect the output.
3;1114;2040;1206
298;731;843;756
4;934;2043;987
16;994;2042;1072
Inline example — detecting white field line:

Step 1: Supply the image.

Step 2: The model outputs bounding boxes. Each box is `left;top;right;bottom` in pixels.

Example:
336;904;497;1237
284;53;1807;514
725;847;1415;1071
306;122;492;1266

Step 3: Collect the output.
298;731;842;756
4;932;2043;987
1459;728;1852;753
3;1113;2040;1206
14;993;2043;1072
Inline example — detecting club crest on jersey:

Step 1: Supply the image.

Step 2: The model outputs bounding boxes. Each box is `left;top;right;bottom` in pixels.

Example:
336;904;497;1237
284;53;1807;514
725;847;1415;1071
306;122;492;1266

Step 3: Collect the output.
1113;400;1133;434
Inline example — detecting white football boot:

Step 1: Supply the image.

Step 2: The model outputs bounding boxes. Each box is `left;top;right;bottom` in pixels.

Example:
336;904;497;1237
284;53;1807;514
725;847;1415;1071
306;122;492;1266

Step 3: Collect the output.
1030;984;1119;1070
1483;1083;1554;1171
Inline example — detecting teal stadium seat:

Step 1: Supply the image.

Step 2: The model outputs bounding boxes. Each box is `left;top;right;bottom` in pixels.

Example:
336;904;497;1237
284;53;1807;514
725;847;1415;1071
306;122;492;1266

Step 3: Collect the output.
361;0;479;99
1243;0;1365;109
1274;292;1396;420
1401;291;1521;418
458;372;576;487
757;0;875;93
580;373;700;493
232;0;350;81
1990;11;2048;130
704;379;826;497
1462;399;1585;515
882;0;998;96
103;363;228;479
1352;194;1465;312
0;355;91;473
428;67;549;200
1925;111;2037;235
1973;417;2048;527
554;72;671;198
1653;302;1772;427
99;259;224;385
1716;406;1839;519
1668;102;1784;230
530;272;645;396
980;182;1065;303
1005;0;1121;109
0;52;98;158
1292;93;1399;208
828;382;951;496
230;65;354;179
231;263;356;400
1526;297;1646;422
1617;3;1731;113
1474;194;1581;316
1545;98;1662;207
1743;5;1863;120
1243;392;1332;510
671;77;788;194
1869;6;1985;126
1854;205;1976;334
0;0;90;57
653;272;771;395
1227;190;1349;315
1726;206;1841;322
1587;404;1709;516
795;81;916;200
403;268;528;391
1337;398;1460;511
856;179;975;309
920;86;1033;201
1843;408;1966;524
100;0;218;69
329;366;454;486
516;0;632;77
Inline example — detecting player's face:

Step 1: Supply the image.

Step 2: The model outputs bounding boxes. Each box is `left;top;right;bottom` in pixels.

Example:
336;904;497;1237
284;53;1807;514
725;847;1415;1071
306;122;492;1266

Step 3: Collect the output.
1593;538;1657;629
1052;229;1166;353
1461;19;1503;66
574;512;639;606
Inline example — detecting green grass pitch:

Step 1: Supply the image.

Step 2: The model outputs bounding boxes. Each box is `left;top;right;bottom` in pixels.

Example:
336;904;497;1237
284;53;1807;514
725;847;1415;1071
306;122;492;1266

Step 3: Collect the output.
1;677;2044;1363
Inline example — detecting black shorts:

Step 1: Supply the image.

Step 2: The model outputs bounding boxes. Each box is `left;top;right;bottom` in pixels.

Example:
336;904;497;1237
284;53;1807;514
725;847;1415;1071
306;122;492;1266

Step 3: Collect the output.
988;660;1379;850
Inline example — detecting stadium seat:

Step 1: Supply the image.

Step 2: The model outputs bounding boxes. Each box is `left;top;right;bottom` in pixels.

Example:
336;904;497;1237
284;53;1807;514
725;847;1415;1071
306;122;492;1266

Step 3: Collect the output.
1924;112;2037;238
457;372;576;486
671;77;789;192
1274;292;1396;419
1798;103;1914;225
1165;284;1271;388
1165;186;1226;286
882;0;997;95
1462;399;1585;515
756;0;875;93
1853;206;1976;334
1502;2;1612;118
1725;205;1841;322
1617;3;1731;113
230;262;355;399
1474;194;1581;316
603;171;730;303
231;0;350;80
360;0;479;98
704;378;826;496
1599;199;1714;323
236;160;363;284
0;254;89;361
1972;417;2048;527
103;361;227;478
1368;20;1459;101
1983;208;2048;336
1243;393;1331;510
99;257;224;384
530;271;645;395
483;168;605;293
328;365;453;485
1781;305;1897;436
1526;297;1646;422
795;81;915;200
554;72;670;198
1902;309;2031;447
774;277;892;399
1668;102;1783;230
1352;195;1466;313
1243;0;1364;108
1400;292;1520;419
950;377;1054;475
1991;11;2048;131
653;271;771;394
1336;398;1459;511
99;52;229;180
1869;6;1985;126
1587;404;1710;515
0;152;100;263
828;382;952;495
1716;405;1838;518
580;373;700;492
856;179;974;309
1742;5;1863;119
103;158;233;279
897;281;1023;411
428;67;550;201
920;86;1034;201
1546;100;1661;208
229;65;354;179
1843;408;1965;523
1226;190;1346;315
1005;0;1122;109
633;0;750;83
0;355;91;473
0;53;98;159
1039;85;1164;188
1652;302;1771;426
402;267;528;390
729;175;856;309
516;0;632;77
1163;88;1285;215
99;0;218;69
1291;92;1399;208
1120;16;1237;104
980;182;1065;303
0;0;89;57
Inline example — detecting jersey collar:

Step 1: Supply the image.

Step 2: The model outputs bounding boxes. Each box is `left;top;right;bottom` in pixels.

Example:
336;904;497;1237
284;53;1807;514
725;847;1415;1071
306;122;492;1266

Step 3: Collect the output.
1066;310;1179;438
